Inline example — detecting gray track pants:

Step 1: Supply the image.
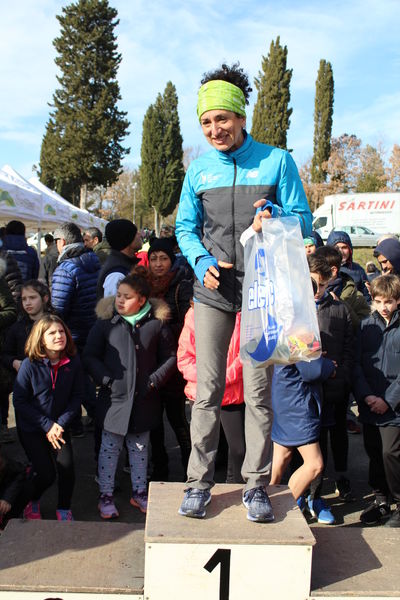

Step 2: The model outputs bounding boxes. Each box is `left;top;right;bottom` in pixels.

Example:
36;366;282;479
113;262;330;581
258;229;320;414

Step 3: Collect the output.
187;302;273;492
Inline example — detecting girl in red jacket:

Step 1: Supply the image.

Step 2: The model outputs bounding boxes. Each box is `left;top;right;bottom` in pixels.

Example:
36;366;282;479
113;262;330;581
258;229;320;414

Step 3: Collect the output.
178;306;245;483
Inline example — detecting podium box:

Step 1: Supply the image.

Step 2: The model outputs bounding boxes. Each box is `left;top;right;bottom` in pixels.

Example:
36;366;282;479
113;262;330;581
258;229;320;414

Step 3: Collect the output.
144;482;315;600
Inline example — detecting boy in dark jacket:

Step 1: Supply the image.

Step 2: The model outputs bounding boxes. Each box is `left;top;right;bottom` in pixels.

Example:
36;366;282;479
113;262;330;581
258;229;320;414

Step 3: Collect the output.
326;230;370;301
305;253;354;524
354;275;400;527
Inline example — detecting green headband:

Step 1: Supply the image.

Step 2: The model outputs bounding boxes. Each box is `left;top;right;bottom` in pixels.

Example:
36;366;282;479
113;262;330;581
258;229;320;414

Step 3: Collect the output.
303;237;315;246
197;80;246;120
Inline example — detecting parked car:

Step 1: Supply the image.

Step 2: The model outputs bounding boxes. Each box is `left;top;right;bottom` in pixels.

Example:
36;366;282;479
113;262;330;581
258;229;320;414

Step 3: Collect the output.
329;225;380;247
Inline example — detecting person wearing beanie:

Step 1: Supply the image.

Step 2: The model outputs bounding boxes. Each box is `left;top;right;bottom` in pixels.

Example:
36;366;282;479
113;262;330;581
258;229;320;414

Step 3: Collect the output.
96;219;142;299
147;237;193;481
175;63;312;522
326;230;370;301
374;238;400;277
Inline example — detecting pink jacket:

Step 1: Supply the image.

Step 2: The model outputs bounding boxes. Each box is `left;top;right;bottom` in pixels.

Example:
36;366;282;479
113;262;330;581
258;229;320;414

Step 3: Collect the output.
177;307;243;406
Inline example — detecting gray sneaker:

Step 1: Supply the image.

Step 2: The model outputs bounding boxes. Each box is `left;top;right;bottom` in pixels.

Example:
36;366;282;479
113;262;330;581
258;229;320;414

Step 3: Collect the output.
178;488;211;518
243;486;274;523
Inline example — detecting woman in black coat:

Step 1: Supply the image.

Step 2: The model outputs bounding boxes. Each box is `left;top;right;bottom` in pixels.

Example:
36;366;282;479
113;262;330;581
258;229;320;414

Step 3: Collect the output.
147;237;193;481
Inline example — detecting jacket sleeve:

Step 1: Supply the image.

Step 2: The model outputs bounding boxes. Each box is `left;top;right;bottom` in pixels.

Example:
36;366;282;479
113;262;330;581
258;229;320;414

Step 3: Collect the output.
384;378;400;412
276;152;312;237
0;279;17;332
150;324;177;389
13;360;54;432
57;356;85;429
352;324;374;404
175;168;209;269
51;266;74;320
177;311;197;384
335;304;354;388
296;356;335;383
82;322;114;386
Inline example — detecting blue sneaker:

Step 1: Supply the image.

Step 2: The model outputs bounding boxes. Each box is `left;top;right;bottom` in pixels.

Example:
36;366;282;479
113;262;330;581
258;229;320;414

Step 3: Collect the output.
243;486;274;523
296;495;307;514
307;496;335;524
178;488;211;518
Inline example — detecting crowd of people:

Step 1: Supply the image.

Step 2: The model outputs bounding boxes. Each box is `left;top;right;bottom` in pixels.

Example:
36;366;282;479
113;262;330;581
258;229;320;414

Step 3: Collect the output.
0;62;399;532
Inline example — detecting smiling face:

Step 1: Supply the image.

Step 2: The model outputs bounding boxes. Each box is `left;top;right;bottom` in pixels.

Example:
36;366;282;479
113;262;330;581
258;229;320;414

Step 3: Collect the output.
115;283;146;316
42;323;67;358
21;286;47;321
200;109;246;152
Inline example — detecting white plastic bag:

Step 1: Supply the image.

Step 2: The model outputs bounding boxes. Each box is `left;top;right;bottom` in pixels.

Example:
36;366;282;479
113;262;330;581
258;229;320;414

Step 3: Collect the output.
240;217;321;367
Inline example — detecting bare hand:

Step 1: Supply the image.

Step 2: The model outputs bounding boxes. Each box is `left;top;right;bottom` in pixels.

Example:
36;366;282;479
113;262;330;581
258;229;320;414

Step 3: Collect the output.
329;291;339;301
365;395;388;414
12;360;22;372
46;422;65;450
0;499;11;515
252;199;272;232
204;261;233;290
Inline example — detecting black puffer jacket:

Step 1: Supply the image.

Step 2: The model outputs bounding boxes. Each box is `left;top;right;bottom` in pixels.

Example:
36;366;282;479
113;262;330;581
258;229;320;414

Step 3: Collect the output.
162;266;193;343
0;250;22;300
1;315;34;370
82;297;176;435
317;293;354;404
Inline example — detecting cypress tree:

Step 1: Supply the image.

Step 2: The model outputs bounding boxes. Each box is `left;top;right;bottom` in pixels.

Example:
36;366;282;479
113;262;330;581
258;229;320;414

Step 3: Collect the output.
39;0;130;208
311;60;334;183
140;82;184;233
251;37;292;149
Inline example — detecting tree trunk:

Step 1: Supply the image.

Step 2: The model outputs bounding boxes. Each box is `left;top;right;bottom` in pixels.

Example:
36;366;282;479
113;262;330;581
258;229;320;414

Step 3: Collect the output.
80;183;88;210
153;206;161;236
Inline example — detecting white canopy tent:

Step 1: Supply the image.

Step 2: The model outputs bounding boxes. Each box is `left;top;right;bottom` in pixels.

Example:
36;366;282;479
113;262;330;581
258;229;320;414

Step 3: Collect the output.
0;165;107;234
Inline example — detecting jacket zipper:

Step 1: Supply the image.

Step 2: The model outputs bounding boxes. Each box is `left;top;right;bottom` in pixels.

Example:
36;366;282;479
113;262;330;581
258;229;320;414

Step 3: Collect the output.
232;158;237;307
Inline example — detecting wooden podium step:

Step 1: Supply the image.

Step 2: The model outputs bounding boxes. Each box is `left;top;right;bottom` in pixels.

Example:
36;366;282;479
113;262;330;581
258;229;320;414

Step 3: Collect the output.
0;519;145;598
144;482;315;600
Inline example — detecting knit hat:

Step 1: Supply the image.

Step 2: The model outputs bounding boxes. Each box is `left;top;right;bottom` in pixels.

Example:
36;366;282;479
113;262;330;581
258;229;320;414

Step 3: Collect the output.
105;219;137;251
148;237;176;265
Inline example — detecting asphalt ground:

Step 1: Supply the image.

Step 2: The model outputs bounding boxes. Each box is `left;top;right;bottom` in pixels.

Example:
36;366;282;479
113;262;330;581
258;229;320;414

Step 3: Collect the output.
1;400;375;529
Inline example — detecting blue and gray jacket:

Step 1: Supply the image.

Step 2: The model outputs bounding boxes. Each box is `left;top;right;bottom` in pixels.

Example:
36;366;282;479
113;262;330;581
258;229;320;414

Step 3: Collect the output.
176;132;312;312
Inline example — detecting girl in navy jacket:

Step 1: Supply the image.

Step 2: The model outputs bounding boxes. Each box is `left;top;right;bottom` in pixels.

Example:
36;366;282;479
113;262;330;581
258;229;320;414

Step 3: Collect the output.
13;314;84;521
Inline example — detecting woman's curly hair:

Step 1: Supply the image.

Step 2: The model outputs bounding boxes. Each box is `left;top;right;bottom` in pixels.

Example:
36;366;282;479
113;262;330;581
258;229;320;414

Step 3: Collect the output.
200;62;252;105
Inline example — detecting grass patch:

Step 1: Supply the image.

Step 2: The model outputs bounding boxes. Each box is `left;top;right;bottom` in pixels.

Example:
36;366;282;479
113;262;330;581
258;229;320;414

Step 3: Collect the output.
353;248;379;269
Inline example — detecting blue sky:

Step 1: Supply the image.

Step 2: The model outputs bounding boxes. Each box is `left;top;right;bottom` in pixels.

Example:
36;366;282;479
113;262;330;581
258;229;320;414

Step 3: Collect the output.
1;0;399;180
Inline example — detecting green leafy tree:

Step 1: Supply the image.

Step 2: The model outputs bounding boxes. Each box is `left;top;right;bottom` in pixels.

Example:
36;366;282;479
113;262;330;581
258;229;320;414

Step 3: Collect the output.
39;0;130;208
251;36;292;149
140;81;184;233
311;60;334;183
356;144;387;192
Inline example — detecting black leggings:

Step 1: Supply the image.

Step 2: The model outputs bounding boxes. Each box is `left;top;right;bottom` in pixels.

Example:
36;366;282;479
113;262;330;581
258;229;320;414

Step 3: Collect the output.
363;423;400;504
150;380;191;480
17;429;75;510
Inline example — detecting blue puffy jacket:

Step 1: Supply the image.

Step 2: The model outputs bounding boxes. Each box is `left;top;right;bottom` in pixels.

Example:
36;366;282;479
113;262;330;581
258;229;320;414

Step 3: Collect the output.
3;234;39;282
51;245;100;349
176;132;312;312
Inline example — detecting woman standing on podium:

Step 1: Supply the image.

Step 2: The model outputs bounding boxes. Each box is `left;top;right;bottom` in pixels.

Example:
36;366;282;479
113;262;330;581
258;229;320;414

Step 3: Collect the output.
175;62;312;521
